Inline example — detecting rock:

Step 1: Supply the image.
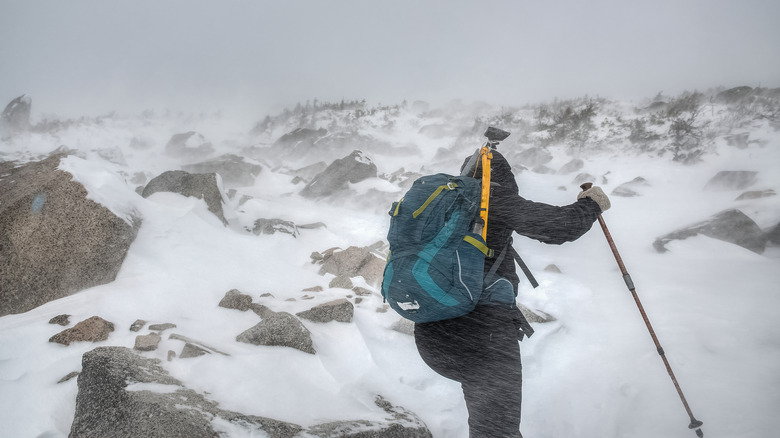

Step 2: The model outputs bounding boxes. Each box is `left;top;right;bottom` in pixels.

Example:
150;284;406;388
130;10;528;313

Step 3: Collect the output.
129;319;146;332
273;127;328;151
250;303;275;319
387;168;423;191
142;170;227;225
148;323;177;332
296;299;354;323
218;289;253;311
313;131;394;158
703;171;758;191
58;371;79;384
306;395;432;438
516;147;553;168
303;286;324;293
236;312;316;354
164;131;214;161
300;150;378;198
557;158;584;174
180;343;210;359
391;319;415;336
352;286;374;296
736;189;776;200
251;218;299;237
517;303;556;323
288;161;328;185
329;275;354;289
297;221;327;230
544;264;562;273
168;333;230;356
318;246;386;287
653;209;766;254
49;316;115;346
182;154;263;187
1;94;32;136
133;333;161;351
715;86;755;104
167;350;176;361
49;314;71;326
0;154;141;316
69;346;303;438
612;177;650;197
766;222;780;245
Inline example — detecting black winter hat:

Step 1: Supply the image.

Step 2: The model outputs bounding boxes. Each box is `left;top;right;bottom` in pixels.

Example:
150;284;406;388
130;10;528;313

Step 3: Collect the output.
460;150;519;195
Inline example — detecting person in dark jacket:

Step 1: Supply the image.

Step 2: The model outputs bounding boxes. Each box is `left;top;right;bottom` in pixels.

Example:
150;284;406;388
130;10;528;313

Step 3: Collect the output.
413;150;610;438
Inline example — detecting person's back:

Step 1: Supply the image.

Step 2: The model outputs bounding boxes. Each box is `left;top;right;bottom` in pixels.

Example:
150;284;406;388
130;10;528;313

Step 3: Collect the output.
414;150;610;437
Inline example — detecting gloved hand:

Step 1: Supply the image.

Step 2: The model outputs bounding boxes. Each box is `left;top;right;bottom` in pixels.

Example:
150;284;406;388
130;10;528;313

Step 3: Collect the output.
577;186;611;212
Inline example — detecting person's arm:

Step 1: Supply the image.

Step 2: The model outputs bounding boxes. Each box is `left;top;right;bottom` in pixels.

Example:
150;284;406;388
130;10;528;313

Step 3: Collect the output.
491;192;603;245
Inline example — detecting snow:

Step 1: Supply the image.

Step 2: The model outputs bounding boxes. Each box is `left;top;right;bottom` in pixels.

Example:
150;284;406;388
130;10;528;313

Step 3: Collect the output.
1;101;779;438
58;155;140;225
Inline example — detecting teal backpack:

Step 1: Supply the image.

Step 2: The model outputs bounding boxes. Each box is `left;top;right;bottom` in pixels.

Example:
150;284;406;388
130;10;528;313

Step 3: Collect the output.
381;173;495;323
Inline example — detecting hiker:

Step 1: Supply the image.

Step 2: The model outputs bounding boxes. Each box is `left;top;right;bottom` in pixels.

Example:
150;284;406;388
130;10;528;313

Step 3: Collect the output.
413;150;610;438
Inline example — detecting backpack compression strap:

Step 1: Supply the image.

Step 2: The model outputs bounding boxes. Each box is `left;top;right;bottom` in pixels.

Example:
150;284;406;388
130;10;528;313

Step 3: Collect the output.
390;181;495;258
463;235;494;258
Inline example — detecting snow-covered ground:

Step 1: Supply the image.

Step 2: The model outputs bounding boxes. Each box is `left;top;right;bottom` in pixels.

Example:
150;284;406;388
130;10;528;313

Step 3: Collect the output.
1;101;778;438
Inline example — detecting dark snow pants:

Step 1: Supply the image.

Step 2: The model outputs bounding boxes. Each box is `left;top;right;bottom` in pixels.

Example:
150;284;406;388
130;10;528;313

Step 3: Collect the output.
414;305;525;438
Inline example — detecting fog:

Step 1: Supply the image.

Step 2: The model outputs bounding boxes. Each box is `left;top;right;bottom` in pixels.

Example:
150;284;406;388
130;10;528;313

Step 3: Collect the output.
1;0;779;119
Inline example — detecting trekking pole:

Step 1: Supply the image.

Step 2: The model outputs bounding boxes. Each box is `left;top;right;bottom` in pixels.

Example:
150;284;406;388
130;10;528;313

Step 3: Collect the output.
581;182;704;437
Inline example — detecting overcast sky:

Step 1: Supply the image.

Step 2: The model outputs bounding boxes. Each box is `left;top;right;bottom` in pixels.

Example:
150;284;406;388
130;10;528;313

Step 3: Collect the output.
1;0;779;118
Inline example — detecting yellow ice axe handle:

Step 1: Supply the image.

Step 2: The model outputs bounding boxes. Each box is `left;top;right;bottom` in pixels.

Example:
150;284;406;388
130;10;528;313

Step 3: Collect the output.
480;147;492;241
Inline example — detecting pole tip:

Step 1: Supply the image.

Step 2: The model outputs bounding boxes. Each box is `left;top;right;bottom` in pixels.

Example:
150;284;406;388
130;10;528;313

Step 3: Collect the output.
689;419;704;437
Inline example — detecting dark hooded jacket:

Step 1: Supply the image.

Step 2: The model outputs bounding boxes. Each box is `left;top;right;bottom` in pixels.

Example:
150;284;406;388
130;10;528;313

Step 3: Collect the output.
461;150;602;290
413;150;603;437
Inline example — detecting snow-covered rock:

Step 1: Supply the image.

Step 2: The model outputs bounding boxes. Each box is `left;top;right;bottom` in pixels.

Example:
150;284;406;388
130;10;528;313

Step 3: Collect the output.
653;209;767;254
182;154;263;188
300;150;378;198
142;170;228;225
0;154;141;316
703;170;758;191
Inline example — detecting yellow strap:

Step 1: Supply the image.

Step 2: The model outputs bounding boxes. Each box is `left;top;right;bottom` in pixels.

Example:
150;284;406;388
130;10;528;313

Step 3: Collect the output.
393;197;403;216
463;235;494;257
479;147;492;241
412;183;458;218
